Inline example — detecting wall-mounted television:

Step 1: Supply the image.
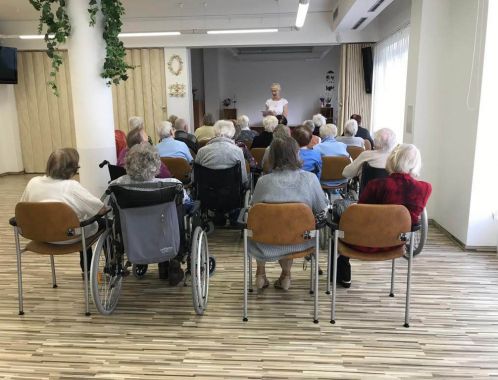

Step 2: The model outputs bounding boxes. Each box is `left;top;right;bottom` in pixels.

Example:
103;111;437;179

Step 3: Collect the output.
0;47;18;84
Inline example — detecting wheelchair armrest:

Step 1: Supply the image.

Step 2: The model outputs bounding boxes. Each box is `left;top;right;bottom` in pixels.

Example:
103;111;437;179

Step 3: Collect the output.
80;208;112;227
237;207;249;228
411;223;421;232
9;217;17;227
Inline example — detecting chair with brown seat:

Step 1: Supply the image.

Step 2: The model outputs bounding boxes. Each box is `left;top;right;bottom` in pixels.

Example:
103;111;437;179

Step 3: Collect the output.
329;204;415;327
320;156;352;193
346;145;364;160
9;202;107;316
363;139;372;150
160;157;192;185
250;147;266;169
243;203;320;323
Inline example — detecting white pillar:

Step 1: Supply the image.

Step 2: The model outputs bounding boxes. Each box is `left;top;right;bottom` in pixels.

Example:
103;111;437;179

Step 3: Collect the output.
67;0;115;197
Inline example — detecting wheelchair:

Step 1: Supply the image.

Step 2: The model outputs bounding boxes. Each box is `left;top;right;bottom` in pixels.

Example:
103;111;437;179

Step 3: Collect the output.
90;181;211;316
192;161;251;232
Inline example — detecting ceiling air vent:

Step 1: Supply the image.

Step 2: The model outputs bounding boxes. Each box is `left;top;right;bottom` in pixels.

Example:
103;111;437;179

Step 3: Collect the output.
352;17;367;30
333;7;339;21
368;0;385;12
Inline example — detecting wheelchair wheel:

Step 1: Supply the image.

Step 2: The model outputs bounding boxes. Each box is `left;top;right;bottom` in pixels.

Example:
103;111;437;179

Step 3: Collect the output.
404;208;428;259
90;229;123;315
191;226;209;315
209;256;216;277
132;263;148;279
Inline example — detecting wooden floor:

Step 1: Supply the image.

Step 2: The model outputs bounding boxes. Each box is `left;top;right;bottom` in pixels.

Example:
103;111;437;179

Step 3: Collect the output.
1;174;498;379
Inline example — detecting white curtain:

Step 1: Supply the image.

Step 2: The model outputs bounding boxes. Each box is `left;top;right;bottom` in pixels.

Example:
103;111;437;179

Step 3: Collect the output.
371;27;410;140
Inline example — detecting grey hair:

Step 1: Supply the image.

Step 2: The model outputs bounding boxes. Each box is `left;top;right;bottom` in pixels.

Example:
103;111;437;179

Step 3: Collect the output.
174;118;188;132
129;116;144;130
344;119;358;136
319;123;338;138
237;115;250;130
302;120;315;134
374;128;397;152
386;144;422;177
312;114;326;128
273;124;291;138
214;120;236;138
124;143;161;182
157;121;174;139
263;115;279;132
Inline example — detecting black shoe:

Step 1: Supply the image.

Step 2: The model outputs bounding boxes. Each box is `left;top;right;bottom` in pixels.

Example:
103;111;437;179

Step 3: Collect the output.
339;280;351;288
330;255;352;288
168;259;184;286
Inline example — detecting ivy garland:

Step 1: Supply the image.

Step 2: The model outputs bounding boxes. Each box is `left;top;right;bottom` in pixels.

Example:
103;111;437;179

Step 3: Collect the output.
29;0;132;95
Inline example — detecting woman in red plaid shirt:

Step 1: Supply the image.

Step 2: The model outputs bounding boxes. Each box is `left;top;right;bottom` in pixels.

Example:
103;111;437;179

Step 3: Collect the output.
336;144;432;288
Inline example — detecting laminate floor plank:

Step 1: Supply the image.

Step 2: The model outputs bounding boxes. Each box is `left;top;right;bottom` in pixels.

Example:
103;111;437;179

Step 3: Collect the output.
0;174;497;379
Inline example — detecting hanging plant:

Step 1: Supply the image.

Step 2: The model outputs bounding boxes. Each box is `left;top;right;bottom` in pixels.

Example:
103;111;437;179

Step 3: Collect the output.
29;0;132;95
29;0;71;96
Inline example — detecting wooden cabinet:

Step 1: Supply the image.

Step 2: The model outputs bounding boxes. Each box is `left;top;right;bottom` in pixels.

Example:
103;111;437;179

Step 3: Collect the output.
223;108;237;120
320;107;334;123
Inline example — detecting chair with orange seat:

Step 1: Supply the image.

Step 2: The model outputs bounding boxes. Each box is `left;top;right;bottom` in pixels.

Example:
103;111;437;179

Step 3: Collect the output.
250;147;266;169
242;203;320;323
160;157;192;185
346;145;364;160
329;204;416;327
9;202;108;316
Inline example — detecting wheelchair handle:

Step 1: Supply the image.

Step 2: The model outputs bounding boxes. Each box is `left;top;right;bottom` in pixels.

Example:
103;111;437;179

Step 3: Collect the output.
99;160;110;168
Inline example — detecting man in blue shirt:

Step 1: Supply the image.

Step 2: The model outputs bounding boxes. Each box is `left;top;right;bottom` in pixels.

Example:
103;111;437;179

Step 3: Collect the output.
156;121;193;162
292;126;322;179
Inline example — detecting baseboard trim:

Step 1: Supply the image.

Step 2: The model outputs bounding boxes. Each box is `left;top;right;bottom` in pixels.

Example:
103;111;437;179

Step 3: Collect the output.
431;219;497;252
0;171;25;177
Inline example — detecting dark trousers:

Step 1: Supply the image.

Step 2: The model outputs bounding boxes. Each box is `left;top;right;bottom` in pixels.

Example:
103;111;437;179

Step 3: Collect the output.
79;219;106;272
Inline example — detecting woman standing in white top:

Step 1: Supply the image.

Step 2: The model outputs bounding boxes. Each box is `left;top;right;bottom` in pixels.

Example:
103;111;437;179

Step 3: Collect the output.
265;83;289;125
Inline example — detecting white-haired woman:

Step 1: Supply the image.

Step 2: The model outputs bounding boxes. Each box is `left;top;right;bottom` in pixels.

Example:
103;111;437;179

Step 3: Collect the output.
312;114;327;136
335;144;432;288
112;143;191;285
265;83;288;125
337;119;364;148
313;124;349;158
156;121;193;163
342;128;397;179
235;115;257;144
251;115;278;148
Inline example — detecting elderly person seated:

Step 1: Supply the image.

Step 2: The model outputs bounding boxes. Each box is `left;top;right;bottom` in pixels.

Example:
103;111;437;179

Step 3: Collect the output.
20;148;107;275
337;119;365;148
113;143;190;285
261;124;291;170
351;114;374;148
235;115;258;144
293;126;322;179
334;144;432;288
303;120;321;148
118;125;171;179
194;113;216;142
312;113;327;136
342;128;397;179
156;121;193;163
234;121;257;169
250;136;328;291
174;118;197;153
251;115;278;148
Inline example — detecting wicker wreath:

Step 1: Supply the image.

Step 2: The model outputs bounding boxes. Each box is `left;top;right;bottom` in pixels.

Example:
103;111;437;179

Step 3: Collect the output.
167;54;183;76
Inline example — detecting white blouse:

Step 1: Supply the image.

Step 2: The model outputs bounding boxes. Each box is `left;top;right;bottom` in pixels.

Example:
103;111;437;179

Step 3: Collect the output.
265;98;288;116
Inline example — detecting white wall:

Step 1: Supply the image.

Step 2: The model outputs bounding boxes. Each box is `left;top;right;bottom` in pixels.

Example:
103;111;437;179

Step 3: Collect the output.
204;46;340;126
0;84;23;174
164;48;194;132
364;0;412;42
405;0;489;247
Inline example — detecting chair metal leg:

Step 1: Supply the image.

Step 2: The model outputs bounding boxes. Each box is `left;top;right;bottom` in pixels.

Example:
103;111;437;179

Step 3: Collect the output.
248;256;253;293
81;231;91;317
14;228;24;315
313;231;319;324
50;255;58;288
243;229;248;322
389;259;395;297
326;234;332;295
309;252;314;295
330;231;338;324
404;233;414;328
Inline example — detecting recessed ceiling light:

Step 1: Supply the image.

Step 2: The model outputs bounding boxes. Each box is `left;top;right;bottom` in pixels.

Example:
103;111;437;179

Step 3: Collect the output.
207;29;278;35
19;34;54;39
118;32;181;37
295;0;310;28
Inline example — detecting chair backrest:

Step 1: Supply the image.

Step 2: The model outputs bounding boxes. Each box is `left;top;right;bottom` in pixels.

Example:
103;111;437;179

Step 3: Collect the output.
160;157;192;184
247;203;315;245
110;182;183;209
108;164;127;181
193;162;243;212
250;147;266;167
15;202;81;242
359;162;389;193
347;145;364;160
363;139;372;150
320;156;351;181
339;204;411;248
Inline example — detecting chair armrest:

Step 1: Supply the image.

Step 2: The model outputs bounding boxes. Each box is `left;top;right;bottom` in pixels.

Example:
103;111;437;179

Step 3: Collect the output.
9;217;17;227
80;208;112;227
